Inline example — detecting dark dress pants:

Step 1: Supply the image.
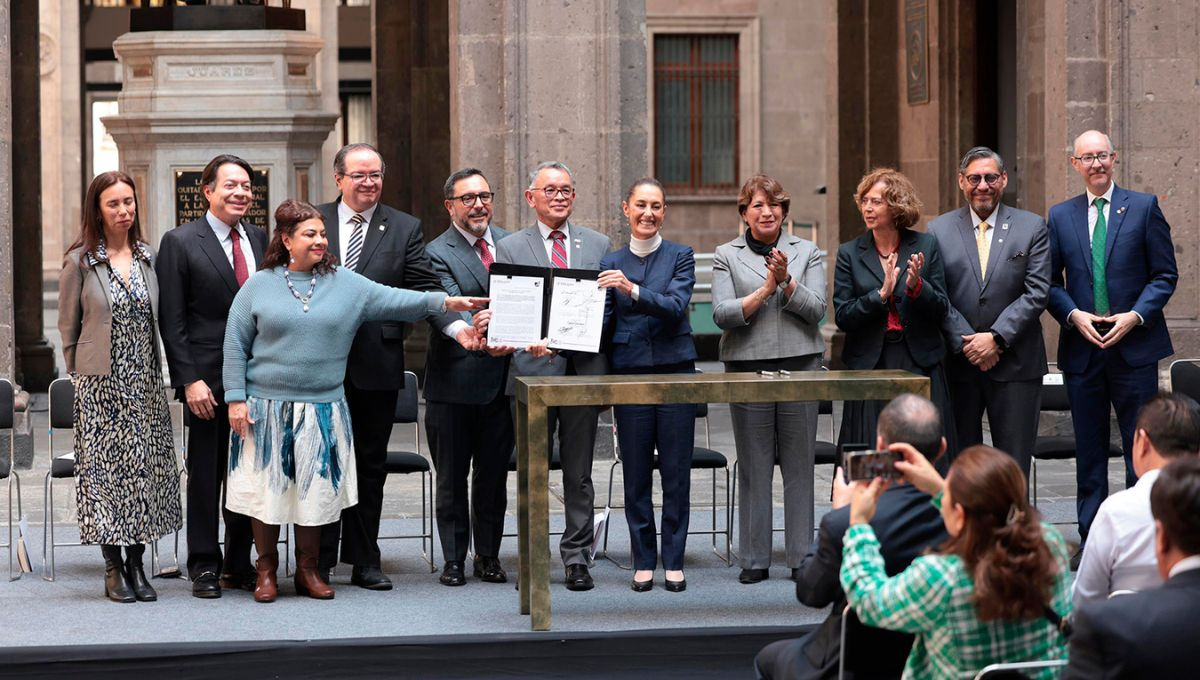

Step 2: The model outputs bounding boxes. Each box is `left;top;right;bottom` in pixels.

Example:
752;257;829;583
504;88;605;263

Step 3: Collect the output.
614;361;696;571
426;391;514;563
949;373;1042;477
1066;349;1158;540
186;403;254;579
320;383;399;570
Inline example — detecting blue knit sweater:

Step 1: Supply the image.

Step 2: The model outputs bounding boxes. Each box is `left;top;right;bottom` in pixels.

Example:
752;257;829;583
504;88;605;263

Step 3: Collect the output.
223;266;447;403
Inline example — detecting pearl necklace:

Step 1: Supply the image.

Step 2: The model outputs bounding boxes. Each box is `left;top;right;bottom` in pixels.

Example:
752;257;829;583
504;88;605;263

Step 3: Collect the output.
285;270;317;312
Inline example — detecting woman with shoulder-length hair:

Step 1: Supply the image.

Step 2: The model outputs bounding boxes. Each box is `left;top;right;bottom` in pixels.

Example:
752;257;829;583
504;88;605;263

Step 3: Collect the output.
58;171;182;603
834;168;956;457
843;445;1071;679
711;174;827;585
222;199;484;603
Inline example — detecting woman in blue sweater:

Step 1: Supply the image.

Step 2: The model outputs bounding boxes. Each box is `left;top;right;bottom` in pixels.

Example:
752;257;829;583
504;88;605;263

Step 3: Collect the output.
222;199;484;602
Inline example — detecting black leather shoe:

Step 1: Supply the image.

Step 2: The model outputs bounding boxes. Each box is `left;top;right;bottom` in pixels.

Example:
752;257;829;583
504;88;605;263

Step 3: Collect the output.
473;556;507;583
192;571;222;599
665;578;687;593
738;568;769;584
439;561;466;586
317;568;331;585
564;564;594;591
1070;545;1085;572
350;565;394;591
631;577;653;592
220;572;257;592
791;568;801;582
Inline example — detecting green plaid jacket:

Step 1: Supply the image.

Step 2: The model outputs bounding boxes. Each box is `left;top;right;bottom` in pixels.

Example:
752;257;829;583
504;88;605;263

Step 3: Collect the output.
840;510;1071;679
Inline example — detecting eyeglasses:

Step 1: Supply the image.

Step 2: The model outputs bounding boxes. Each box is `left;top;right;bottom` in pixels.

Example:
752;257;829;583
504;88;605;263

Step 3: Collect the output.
963;173;1003;187
532;186;575;199
450;192;494;206
342;172;384;184
1072;152;1113;165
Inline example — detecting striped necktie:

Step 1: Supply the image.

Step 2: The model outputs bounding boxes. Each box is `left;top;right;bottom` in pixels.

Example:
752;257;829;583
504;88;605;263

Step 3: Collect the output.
549;230;568;268
344;213;366;271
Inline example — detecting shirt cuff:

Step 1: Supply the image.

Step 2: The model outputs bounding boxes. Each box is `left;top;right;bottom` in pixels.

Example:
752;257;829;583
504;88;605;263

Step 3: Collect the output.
442;319;470;338
906;277;923;298
1066;309;1079;325
1133;311;1144;325
630;283;640;302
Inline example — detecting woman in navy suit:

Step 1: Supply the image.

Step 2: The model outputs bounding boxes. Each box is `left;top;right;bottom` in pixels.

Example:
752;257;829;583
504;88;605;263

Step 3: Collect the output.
599;178;698;593
834;168;955;457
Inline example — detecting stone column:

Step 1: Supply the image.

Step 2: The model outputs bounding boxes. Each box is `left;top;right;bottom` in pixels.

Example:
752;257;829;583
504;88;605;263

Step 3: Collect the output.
39;0;83;276
11;0;55;390
449;0;648;241
0;0;13;383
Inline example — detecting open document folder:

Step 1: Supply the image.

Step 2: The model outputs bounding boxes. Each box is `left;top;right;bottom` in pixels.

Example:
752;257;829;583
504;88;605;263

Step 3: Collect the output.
487;263;606;354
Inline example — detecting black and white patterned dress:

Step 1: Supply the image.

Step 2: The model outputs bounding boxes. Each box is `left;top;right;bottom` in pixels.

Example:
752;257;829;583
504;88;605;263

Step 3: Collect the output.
73;248;182;545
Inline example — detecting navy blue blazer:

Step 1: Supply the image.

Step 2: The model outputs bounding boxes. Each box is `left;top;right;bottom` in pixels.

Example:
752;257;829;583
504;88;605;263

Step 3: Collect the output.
1047;184;1178;373
600;240;698;371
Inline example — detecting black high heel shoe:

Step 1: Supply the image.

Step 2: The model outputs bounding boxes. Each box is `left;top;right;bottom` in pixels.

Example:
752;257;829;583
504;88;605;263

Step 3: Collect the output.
631;577;654;592
665;577;687;593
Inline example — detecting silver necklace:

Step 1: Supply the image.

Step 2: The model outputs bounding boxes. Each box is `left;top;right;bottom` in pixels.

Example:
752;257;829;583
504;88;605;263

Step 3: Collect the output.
284;270;317;312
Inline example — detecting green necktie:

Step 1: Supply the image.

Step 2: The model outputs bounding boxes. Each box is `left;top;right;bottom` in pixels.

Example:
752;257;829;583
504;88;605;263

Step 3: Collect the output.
1092;197;1109;315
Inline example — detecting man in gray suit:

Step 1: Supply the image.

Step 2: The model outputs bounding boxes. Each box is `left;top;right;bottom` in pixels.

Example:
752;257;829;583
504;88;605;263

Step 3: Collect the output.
494;161;612;591
929;146;1051;474
424;168;515;587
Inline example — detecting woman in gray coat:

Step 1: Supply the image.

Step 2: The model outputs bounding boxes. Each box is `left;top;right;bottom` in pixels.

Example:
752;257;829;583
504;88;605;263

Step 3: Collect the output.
712;174;827;584
58;171;182;603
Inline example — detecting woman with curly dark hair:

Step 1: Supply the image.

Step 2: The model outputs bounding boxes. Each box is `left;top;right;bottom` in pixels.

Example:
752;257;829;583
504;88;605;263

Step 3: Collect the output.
842;445;1071;679
221;199;485;602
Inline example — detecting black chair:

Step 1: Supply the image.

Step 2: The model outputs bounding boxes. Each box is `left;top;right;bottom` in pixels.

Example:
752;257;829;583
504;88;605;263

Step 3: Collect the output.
1169;359;1200;402
378;371;435;573
1031;367;1124;507
1;379;24;581
43;378;78;581
972;660;1067;679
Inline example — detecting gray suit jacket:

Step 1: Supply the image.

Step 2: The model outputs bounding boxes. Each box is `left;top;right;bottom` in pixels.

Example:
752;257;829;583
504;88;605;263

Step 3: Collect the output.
59;245;162;376
424;224;512;404
711;233;826;362
493;222;612;395
929;204;1050;382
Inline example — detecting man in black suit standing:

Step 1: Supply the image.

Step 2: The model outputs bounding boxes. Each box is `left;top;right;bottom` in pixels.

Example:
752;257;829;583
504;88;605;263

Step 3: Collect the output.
315;143;464;590
157;154;268;598
1064;456;1200;679
929;147;1051;475
424;168;516;587
755;394;949;680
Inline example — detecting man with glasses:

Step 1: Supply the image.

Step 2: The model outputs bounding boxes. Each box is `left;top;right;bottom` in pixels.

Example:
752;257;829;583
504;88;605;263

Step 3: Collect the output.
423;168;516;587
493;161;612;591
928;146;1050;474
316;143;464;590
1047;130;1178;567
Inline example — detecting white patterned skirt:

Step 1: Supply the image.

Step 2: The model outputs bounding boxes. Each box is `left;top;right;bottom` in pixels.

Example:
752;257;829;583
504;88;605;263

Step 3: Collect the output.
225;397;358;526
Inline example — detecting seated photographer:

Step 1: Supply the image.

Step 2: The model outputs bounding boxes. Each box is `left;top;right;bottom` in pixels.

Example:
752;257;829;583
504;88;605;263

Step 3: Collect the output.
842;445;1071;680
755;394;949;680
1064;456;1200;679
1073;392;1200;606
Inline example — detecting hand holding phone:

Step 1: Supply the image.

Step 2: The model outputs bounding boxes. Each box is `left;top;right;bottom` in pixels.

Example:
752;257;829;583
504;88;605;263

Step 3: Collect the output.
845;449;905;482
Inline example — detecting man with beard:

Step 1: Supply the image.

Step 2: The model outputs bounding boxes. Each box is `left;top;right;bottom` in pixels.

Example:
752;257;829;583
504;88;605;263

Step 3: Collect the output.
423;168;516;586
928;146;1050;474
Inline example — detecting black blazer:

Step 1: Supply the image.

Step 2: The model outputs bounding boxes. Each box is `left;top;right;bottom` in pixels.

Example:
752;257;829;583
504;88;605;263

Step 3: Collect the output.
793;483;948;680
156;217;268;403
834;229;949;370
1064;568;1200;679
318;198;448;391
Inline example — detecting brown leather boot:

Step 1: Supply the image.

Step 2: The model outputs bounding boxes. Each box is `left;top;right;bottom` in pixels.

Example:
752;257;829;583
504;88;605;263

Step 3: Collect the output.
293;525;335;599
250;519;281;603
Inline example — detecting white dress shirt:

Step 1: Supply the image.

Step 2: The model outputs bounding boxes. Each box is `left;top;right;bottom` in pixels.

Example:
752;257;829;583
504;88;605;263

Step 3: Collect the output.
1073;467;1163;606
335;201;379;262
537;221;570;267
205;211;256;270
1168;554;1200;579
969;206;999;248
441;224;494;338
1066;182;1141;325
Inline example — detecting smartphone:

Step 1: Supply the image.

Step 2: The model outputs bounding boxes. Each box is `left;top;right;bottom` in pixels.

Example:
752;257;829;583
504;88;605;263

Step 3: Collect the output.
1092;320;1114;336
845;449;904;482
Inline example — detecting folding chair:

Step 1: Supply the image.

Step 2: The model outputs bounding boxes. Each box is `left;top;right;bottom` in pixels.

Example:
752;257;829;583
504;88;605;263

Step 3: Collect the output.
150;398;186;579
1031;366;1123;507
1;379;24;581
377;371;435;573
972;659;1067;679
1169;359;1200;402
43;378;79;581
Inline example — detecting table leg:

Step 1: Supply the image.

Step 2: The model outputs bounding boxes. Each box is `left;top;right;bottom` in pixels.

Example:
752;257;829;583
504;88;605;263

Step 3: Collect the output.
527;396;551;631
515;397;530;615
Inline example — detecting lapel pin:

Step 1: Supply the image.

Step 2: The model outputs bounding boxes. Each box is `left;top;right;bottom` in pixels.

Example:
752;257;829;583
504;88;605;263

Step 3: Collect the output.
997;239;1004;244
1002;223;1009;230
378;225;385;231
1117;206;1126;215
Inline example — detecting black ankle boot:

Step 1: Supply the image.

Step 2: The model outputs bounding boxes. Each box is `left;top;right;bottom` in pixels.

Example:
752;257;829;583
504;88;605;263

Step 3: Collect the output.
101;545;135;603
124;544;157;602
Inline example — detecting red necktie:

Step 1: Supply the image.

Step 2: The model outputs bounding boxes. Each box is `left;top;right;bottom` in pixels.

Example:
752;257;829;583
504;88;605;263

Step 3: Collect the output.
475;237;493;272
549;230;568;268
230;227;249;287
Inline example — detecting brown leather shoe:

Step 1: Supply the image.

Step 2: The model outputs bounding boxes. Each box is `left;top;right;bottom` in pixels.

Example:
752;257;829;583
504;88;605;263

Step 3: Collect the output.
294;525;335;600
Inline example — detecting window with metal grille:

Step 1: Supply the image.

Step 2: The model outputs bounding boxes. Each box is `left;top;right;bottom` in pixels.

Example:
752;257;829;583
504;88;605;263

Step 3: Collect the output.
654;34;739;194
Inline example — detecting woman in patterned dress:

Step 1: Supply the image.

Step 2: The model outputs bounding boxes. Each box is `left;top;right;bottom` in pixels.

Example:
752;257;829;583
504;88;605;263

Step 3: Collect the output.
58;171;182;603
222;199;485;602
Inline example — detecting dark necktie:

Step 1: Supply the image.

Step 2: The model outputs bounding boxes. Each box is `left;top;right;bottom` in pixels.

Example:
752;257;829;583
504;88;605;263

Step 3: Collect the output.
229;227;249;287
475;237;493;271
344;213;366;271
549;230;568;269
1092;197;1109;315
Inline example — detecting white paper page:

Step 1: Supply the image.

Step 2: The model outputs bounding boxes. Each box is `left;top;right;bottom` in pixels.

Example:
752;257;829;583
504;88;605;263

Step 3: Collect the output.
487;274;546;347
546;276;606;353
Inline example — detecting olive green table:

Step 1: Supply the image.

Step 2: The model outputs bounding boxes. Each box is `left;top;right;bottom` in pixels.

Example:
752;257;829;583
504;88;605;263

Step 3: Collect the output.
513;369;931;631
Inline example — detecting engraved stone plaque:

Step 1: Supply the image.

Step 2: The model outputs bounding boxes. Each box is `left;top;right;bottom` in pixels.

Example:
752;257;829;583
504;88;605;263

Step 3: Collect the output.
174;168;270;228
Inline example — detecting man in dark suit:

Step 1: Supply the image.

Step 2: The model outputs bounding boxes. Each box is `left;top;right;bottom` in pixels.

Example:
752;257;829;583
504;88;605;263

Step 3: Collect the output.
493;161;612;591
929;146;1050;475
755;394;949;680
1047;130;1178;555
315;143;463;590
424;168;515;587
1064;456;1200;679
157;154;268;598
